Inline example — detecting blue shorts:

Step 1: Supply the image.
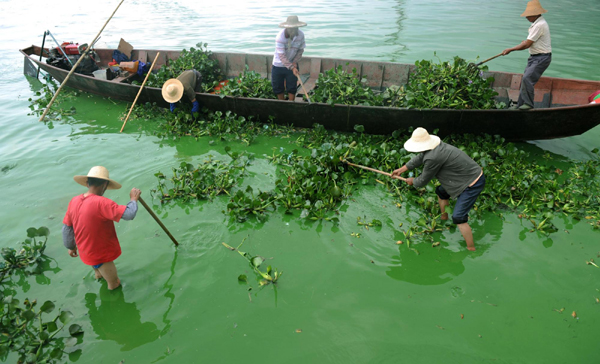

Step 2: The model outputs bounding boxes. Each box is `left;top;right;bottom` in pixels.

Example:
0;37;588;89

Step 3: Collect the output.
92;263;104;269
271;65;298;95
435;173;486;224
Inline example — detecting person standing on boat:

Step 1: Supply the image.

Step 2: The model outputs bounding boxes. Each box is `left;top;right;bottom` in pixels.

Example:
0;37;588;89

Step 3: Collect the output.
271;16;306;101
161;70;202;115
392;128;485;252
62;166;140;290
501;0;551;110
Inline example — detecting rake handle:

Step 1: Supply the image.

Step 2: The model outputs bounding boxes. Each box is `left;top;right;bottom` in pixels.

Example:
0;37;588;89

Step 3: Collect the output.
139;196;179;247
476;53;503;66
345;161;407;182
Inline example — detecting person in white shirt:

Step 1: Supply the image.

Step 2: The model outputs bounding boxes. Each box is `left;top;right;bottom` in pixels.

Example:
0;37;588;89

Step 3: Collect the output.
271;16;306;101
501;0;551;110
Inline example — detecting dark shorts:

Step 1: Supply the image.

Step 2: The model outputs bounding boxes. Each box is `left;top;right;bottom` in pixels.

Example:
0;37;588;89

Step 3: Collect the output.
271;65;298;95
436;173;486;224
92;263;104;269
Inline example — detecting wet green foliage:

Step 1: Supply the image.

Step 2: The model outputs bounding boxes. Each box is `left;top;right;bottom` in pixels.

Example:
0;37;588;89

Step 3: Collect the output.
129;103;292;145
308;57;499;109
1;227;49;282
152;148;252;203
27;80;77;121
309;65;384;106
401;56;498;109
217;66;276;99
226;186;277;223
146;43;223;91
223;237;282;286
1;228;82;363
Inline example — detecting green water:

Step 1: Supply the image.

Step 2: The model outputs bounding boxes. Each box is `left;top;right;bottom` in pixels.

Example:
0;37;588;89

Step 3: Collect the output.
1;0;599;362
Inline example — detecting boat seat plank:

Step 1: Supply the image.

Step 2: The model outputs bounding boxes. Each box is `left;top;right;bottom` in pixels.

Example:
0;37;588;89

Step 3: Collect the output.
111;72;137;83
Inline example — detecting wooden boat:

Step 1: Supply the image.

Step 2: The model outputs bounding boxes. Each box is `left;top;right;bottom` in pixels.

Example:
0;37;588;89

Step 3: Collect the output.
20;45;600;140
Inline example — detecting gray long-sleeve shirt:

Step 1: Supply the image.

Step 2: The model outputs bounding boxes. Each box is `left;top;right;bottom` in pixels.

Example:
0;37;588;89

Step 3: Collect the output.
63;200;138;250
177;70;203;102
406;141;482;198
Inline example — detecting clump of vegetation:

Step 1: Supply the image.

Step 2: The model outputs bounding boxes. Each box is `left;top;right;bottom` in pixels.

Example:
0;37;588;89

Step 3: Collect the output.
226;186;277;223
401;56;498;109
152;147;252;203
309;65;384;106
27;80;77;121
1;227;82;363
146;43;223;92
127;103;293;145
308;56;499;110
217;66;276;99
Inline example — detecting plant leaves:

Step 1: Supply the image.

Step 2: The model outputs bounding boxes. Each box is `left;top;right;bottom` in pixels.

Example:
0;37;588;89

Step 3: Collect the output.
40;300;55;313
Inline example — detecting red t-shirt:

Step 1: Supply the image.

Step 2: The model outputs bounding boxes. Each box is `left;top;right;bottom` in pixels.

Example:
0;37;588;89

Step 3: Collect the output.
63;194;127;266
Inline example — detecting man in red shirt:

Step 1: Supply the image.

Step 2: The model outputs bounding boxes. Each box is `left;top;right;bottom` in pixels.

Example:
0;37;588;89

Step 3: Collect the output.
63;166;141;290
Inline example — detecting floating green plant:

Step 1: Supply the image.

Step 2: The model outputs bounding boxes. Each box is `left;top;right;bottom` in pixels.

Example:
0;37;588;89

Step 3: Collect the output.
222;237;282;286
0;227;82;363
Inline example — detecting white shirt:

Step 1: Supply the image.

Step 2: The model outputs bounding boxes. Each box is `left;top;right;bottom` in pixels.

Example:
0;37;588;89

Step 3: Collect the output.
527;16;551;55
273;29;306;68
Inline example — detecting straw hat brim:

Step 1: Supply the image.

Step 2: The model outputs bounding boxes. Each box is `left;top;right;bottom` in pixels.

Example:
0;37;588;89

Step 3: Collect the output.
279;21;307;28
162;79;184;103
404;135;441;153
521;1;547;17
73;175;122;190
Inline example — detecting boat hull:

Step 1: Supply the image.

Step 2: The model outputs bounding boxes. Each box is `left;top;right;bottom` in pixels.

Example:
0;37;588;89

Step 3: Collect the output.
21;46;600;140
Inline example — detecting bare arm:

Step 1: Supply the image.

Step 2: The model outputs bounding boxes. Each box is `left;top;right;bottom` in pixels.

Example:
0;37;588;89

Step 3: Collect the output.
502;39;534;55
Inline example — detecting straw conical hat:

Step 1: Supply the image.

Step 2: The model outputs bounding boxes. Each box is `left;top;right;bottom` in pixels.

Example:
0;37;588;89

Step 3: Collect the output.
74;166;122;190
403;128;441;153
161;79;184;103
279;16;307;28
521;0;547;17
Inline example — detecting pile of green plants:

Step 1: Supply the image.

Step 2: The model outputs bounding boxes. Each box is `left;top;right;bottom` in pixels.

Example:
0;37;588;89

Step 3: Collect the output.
308;56;500;110
400;56;499;109
146;43;223;92
217;66;276;99
309;66;384;106
152;147;252;203
1;227;82;363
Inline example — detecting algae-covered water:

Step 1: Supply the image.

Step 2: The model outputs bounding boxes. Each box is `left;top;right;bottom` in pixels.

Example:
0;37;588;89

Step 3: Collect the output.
1;0;599;362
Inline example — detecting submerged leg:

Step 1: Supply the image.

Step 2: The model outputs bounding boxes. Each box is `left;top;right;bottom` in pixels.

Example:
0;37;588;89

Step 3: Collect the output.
457;223;476;251
96;261;121;290
93;268;103;280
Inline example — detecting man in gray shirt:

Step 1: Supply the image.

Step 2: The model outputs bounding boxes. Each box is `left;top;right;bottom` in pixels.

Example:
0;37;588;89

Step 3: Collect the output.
392;128;485;251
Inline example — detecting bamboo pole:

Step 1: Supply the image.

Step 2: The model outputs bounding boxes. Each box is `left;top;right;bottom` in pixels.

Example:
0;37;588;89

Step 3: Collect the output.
342;160;407;181
39;0;125;122
138;196;179;247
120;52;160;132
297;75;312;104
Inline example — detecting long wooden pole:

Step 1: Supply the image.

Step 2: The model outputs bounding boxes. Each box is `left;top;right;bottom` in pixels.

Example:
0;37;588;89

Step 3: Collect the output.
39;0;125;122
343;160;407;181
138;196;179;247
297;76;312;104
120;52;160;132
476;53;503;66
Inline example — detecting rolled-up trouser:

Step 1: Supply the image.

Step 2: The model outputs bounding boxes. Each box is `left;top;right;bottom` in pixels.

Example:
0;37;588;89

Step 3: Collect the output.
518;53;551;108
435;174;486;225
